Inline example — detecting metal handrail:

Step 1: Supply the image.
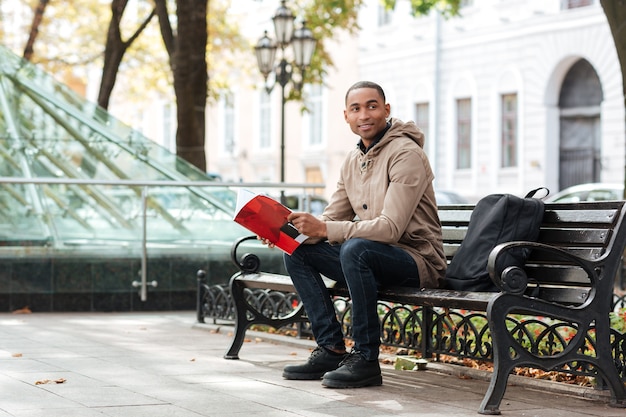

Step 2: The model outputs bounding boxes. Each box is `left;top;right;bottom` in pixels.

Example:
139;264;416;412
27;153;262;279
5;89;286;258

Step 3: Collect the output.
0;177;324;301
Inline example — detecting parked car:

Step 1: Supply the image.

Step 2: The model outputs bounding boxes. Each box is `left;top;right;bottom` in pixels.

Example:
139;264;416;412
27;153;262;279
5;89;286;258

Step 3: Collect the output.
435;190;468;205
544;183;624;203
283;194;328;216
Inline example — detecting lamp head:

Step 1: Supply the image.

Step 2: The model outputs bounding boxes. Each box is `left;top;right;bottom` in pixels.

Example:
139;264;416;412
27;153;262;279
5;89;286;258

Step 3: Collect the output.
292;21;316;69
254;30;277;79
272;0;295;48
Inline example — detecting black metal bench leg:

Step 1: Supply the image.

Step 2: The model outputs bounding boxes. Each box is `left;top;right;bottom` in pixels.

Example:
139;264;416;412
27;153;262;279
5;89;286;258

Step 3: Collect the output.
479;355;512;415
223;273;311;359
479;299;514;415
593;321;626;407
599;363;626;408
224;275;252;359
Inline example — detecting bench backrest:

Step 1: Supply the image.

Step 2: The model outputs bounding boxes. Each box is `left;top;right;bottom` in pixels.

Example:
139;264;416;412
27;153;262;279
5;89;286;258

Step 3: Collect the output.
439;200;626;305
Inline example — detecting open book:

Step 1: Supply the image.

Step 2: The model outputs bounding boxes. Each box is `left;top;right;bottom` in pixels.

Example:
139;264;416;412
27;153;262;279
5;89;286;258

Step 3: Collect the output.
233;189;308;255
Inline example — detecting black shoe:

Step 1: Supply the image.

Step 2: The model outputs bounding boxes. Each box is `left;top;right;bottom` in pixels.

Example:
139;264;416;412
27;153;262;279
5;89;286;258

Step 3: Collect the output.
321;350;382;388
283;346;347;380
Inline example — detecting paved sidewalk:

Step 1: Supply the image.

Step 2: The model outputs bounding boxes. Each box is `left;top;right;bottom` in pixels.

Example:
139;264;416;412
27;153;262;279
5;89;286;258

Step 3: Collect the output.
0;312;622;417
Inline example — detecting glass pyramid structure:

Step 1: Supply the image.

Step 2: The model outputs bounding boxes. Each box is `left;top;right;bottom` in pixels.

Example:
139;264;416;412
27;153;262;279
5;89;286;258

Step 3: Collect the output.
0;45;281;311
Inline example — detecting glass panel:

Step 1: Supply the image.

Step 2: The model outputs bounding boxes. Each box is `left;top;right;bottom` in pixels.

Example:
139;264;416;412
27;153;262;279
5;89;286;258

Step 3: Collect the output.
0;45;250;249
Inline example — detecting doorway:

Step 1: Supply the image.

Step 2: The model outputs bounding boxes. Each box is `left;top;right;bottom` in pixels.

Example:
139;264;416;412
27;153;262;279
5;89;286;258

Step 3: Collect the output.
558;59;603;190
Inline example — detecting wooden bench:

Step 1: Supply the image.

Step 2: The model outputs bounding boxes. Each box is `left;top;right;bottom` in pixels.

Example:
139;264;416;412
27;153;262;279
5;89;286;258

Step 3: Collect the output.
218;201;626;415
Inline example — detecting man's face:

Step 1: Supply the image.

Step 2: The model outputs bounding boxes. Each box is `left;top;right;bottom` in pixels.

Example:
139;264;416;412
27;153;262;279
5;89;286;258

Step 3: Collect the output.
344;87;390;145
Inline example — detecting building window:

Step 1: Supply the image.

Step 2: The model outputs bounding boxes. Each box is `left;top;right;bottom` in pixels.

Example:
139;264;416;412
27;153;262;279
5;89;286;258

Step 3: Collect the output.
307;84;323;146
223;93;235;154
259;91;271;149
456;98;472;169
377;4;392;26
561;0;593;9
414;102;429;143
501;93;518;168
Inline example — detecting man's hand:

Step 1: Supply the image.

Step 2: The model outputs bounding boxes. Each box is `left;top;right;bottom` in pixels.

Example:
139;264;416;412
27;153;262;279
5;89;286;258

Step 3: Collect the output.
287;212;327;239
257;236;275;248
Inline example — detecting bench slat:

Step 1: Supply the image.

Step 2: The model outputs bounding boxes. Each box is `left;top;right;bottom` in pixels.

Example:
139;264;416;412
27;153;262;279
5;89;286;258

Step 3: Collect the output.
538;228;612;246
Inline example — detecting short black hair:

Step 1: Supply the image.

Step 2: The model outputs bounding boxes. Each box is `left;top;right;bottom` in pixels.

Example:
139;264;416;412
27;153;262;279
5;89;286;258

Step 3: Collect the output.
345;81;386;105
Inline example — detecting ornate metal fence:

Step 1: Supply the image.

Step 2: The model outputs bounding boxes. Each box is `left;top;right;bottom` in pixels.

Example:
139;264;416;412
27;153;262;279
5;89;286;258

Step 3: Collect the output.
197;276;626;381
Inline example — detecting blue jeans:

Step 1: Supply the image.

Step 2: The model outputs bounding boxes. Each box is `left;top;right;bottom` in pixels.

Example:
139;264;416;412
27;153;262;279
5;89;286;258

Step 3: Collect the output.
283;238;420;361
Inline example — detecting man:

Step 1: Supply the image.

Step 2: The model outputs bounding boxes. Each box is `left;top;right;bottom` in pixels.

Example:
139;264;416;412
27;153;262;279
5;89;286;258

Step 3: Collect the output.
274;81;446;388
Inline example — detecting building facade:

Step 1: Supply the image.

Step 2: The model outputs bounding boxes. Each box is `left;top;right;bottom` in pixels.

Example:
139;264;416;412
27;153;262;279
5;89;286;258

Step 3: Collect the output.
208;0;624;202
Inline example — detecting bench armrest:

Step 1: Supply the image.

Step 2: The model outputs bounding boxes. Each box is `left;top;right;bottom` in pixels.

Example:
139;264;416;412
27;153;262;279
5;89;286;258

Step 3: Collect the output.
487;241;598;298
231;235;262;273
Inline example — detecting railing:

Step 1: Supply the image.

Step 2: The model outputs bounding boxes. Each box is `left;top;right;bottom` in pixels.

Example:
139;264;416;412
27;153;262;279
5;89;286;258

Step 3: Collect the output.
197;278;626;382
0;177;323;301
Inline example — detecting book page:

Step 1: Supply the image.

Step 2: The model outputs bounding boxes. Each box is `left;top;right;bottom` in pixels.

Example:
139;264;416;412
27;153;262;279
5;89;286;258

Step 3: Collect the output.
234;188;256;216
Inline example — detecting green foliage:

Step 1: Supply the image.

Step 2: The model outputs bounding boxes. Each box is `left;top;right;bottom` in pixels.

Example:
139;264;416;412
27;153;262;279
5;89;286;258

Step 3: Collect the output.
208;0;252;102
380;0;461;18
610;308;626;333
300;0;363;86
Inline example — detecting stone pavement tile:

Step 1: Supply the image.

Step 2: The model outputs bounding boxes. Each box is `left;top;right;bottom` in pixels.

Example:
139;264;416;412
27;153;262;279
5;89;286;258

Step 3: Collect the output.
0;312;620;417
0;377;82;414
136;384;301;416
206;362;482;416
0;358;65;374
76;404;208;417
7;409;108;417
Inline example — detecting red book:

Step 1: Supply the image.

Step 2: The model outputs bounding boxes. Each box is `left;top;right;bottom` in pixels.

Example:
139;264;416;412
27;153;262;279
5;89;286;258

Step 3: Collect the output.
233;189;308;255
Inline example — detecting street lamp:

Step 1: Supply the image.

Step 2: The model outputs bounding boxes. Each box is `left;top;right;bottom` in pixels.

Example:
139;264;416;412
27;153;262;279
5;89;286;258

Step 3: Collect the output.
255;1;316;202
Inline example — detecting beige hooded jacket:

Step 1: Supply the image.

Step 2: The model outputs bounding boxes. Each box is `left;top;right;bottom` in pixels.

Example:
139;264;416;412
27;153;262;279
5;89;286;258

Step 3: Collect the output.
321;118;446;289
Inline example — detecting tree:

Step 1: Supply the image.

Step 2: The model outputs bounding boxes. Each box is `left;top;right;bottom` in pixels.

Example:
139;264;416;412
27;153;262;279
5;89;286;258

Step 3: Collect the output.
98;0;156;110
154;0;208;171
600;0;626;197
23;0;49;61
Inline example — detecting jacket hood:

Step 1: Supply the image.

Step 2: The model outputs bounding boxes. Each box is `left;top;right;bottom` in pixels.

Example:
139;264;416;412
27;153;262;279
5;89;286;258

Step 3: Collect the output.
370;118;425;154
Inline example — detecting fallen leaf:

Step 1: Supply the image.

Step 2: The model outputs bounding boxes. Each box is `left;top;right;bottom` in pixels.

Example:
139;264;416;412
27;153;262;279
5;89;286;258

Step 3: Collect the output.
12;353;22;357
35;378;66;385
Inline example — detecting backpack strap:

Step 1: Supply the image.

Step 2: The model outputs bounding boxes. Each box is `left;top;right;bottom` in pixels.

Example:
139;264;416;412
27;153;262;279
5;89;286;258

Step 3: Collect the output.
524;187;549;199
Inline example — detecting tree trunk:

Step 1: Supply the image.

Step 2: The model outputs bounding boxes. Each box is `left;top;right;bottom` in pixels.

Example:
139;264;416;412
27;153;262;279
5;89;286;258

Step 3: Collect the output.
98;0;128;109
601;1;626;107
98;0;155;110
172;0;208;172
600;0;626;197
23;0;49;61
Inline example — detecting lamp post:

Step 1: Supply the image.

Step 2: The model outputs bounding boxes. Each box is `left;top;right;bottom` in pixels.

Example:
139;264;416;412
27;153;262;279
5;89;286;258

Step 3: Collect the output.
255;0;315;203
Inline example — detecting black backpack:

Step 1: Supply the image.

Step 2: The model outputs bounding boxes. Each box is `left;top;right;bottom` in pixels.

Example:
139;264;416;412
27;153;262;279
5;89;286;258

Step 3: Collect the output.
444;188;547;292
